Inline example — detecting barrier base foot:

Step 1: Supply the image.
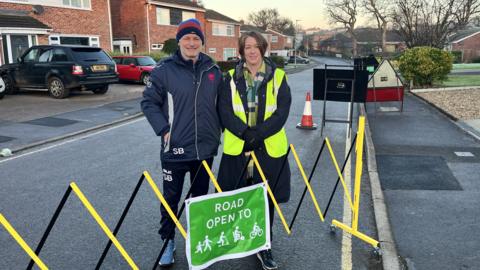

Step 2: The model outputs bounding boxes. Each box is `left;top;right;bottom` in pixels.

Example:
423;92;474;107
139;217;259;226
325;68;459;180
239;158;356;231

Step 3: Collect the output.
331;219;379;248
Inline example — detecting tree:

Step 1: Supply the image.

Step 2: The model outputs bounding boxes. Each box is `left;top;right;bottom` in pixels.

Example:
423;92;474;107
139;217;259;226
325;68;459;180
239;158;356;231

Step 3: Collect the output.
326;0;359;56
362;0;392;54
392;0;480;48
247;8;296;35
162;39;178;55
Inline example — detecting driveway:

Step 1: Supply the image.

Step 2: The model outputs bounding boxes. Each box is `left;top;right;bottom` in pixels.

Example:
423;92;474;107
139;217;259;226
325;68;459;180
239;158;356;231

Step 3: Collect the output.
0;83;144;122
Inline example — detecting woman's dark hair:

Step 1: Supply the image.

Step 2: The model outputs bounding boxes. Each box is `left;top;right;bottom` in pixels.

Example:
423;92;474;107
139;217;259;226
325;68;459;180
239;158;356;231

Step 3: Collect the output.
238;31;268;60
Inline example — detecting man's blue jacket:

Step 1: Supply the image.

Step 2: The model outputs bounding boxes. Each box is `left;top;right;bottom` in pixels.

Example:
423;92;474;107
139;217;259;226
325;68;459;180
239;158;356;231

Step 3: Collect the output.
141;51;222;162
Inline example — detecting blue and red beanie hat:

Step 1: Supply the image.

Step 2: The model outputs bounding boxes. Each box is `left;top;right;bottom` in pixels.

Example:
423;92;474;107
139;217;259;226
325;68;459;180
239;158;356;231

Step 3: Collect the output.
176;18;204;44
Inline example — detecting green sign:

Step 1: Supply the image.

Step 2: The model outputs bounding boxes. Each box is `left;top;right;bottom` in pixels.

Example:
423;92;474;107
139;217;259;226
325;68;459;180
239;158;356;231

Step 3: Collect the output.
367;66;375;73
186;183;270;270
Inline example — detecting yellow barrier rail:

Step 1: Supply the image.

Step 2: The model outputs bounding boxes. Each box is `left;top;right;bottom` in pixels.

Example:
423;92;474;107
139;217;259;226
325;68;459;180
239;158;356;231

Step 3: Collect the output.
0;213;49;270
70;182;139;270
290;144;325;222
325;138;354;210
251;152;291;235
143;171;187;239
202;160;222;193
331;116;379;248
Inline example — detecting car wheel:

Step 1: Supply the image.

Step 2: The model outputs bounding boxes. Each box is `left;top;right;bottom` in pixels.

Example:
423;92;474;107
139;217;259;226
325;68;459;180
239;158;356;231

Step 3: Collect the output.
2;74;18;95
0;76;5;99
92;84;109;95
48;77;69;99
141;72;150;85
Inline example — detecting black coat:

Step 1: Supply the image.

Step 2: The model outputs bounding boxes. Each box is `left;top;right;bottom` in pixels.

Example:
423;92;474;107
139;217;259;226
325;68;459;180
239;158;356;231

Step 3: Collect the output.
217;58;292;203
141;51;223;162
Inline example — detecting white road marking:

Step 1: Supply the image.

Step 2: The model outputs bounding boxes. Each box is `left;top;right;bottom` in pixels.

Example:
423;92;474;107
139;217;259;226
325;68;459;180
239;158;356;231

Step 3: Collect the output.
341;124;353;270
0;118;144;165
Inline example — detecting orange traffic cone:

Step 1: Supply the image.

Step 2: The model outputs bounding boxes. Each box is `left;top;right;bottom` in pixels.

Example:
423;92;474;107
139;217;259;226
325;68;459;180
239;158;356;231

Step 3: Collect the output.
297;92;317;130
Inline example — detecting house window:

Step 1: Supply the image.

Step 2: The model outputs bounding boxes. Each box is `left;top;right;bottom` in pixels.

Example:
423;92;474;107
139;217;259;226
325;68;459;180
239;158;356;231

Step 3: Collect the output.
50;35;99;47
89;37;99;47
63;0;91;9
287;37;292;43
170;9;182;25
209;48;216;53
49;36;60;45
213;23;235;37
182;11;195;20
157;7;196;25
152;44;164;50
271;36;278;43
156;7;170;25
223;48;236;60
60;36;89;46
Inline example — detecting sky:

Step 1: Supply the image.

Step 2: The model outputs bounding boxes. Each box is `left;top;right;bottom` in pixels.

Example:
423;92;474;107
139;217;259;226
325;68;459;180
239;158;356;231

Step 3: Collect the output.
202;0;332;29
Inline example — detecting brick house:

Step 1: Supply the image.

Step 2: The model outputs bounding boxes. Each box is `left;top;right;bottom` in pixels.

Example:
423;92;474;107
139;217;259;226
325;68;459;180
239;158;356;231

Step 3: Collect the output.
447;27;480;63
0;0;113;65
204;9;240;61
111;0;205;55
265;28;293;58
266;29;293;51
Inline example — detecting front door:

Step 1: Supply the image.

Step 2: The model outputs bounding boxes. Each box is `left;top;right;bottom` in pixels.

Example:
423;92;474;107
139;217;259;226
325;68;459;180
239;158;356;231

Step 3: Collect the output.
10;35;30;63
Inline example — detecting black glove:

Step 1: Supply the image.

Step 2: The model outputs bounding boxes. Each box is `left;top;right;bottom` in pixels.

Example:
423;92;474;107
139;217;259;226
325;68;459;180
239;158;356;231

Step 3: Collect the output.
243;128;261;151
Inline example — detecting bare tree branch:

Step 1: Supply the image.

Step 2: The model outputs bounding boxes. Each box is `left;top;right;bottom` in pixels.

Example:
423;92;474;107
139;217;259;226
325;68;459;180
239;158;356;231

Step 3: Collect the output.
362;0;392;53
393;0;480;48
326;0;359;56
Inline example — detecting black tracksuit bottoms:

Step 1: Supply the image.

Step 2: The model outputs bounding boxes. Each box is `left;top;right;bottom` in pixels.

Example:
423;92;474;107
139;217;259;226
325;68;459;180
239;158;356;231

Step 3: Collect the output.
159;158;213;240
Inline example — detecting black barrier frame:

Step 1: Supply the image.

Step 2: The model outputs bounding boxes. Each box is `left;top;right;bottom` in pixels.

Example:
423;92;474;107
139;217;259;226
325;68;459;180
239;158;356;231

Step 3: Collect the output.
289;133;357;230
27;187;73;270
320;64;357;136
289;140;326;230
95;174;146;269
323;134;357;218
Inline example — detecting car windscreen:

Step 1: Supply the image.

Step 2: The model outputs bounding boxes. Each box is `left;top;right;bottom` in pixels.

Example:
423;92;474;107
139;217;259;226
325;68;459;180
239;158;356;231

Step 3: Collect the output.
71;48;112;63
137;57;156;66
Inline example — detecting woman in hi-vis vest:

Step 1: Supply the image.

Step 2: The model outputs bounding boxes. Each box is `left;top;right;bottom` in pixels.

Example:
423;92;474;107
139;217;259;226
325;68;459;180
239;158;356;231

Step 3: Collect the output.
217;31;292;270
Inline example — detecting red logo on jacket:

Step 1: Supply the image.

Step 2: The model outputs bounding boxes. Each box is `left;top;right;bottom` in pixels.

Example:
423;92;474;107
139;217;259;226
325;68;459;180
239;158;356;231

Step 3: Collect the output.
208;73;215;82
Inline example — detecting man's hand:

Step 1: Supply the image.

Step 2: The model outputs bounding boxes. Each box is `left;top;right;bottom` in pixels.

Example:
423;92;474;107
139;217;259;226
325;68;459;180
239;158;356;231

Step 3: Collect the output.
163;132;170;145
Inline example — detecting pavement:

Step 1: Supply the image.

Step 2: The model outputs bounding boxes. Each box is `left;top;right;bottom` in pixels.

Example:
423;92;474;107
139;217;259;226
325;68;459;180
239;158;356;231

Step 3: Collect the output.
365;94;480;269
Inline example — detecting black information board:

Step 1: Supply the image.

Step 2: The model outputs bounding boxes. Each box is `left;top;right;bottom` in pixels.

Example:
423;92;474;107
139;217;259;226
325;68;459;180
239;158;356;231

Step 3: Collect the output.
313;68;369;102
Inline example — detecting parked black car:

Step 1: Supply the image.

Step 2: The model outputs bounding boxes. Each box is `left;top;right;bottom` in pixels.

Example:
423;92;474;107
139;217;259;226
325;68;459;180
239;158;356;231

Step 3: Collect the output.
0;45;118;99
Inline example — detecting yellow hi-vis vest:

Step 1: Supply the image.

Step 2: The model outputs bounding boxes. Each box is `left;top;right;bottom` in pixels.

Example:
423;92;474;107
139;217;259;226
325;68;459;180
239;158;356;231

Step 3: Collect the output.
223;68;288;157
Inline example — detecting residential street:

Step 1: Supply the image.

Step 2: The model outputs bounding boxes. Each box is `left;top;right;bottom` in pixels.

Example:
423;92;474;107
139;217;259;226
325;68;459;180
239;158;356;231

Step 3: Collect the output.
0;57;381;269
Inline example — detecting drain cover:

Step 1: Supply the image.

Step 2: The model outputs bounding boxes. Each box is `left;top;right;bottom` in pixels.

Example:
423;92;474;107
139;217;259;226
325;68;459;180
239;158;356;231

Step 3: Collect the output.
107;106;133;111
0;135;14;143
23;117;78;127
377;155;462;190
454;152;474;157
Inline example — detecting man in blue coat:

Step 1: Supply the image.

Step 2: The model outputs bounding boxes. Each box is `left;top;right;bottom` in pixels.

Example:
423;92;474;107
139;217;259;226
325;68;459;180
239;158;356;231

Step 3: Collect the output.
141;18;222;267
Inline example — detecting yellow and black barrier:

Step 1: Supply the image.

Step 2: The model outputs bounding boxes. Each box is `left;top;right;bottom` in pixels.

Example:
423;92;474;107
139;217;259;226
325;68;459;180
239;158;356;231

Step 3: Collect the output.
331;116;380;248
0;213;49;270
20;182;138;270
4;116;378;269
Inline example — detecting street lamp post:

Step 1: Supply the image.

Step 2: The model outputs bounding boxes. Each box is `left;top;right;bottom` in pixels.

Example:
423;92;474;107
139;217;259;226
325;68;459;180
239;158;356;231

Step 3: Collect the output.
294;19;301;68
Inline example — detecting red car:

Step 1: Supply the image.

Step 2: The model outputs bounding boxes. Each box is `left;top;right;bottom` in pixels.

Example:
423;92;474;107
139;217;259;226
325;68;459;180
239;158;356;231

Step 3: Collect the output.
113;56;156;85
